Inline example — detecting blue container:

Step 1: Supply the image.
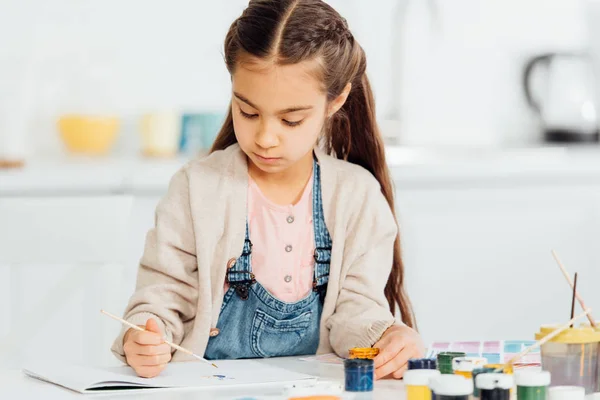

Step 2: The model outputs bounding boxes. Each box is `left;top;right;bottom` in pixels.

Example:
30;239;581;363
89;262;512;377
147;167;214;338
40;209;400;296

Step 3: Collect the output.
409;358;438;370
344;358;374;392
179;112;225;154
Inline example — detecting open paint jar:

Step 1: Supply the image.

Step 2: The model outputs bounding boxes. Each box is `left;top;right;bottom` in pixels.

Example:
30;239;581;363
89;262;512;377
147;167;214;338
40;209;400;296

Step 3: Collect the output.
536;325;600;394
452;357;487;379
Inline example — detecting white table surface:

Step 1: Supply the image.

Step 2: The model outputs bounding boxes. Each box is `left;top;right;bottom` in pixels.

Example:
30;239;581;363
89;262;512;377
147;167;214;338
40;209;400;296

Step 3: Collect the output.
0;357;406;400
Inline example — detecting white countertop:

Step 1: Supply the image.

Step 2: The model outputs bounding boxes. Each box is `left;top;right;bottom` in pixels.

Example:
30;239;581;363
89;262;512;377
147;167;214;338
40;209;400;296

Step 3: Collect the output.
0;357;404;400
3;146;600;194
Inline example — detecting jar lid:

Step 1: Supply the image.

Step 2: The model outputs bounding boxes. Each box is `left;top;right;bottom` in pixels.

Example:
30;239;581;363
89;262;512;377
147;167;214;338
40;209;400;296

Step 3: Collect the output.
515;370;551;387
348;347;380;360
403;370;441;386
429;374;473;396
548;386;585;400
408;358;437;370
452;357;488;372
536;326;600;344
476;373;514;390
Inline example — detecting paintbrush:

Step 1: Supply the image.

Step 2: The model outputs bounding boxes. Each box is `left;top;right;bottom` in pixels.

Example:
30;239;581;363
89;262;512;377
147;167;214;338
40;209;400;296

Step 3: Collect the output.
551;250;597;327
101;309;218;368
570;272;578;328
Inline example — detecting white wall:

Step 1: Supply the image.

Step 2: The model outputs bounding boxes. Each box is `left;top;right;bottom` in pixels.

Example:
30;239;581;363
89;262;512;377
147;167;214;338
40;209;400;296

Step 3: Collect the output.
0;0;594;157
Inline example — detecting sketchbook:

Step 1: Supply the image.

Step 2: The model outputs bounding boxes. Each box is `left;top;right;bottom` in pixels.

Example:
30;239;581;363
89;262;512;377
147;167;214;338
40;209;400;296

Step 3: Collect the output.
22;359;317;394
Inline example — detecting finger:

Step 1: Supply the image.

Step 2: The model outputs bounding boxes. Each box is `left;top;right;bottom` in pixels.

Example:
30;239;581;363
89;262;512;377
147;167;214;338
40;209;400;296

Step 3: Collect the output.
391;364;409;380
375;346;416;380
145;318;162;334
132;330;163;346
134;353;172;367
135;364;167;378
373;337;404;369
134;343;171;356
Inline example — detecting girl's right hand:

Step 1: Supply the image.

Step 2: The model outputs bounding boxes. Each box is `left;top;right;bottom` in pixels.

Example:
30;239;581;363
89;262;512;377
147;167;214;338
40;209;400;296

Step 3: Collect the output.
123;318;172;378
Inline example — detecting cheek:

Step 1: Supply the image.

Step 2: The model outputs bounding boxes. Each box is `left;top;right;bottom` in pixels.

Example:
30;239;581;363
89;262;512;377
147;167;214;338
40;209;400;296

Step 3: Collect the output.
288;118;323;147
232;114;254;144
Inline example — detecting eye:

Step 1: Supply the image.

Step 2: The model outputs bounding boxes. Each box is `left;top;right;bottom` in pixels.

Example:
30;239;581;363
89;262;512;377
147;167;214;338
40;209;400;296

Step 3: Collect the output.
239;109;258;119
283;119;303;127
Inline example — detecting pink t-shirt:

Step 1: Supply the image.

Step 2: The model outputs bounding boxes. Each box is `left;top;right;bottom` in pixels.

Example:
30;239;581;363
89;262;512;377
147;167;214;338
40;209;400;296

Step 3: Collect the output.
245;174;316;302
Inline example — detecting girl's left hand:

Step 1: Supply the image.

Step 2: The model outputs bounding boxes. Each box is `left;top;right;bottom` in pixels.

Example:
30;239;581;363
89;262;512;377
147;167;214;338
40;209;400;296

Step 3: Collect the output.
373;324;425;380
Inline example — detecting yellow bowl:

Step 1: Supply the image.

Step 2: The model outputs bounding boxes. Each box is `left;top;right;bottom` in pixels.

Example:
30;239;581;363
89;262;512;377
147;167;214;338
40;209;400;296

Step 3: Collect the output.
58;115;120;154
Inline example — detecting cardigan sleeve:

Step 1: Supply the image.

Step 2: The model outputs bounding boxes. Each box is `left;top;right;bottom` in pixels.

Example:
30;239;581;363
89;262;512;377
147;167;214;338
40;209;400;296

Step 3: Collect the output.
111;168;198;363
326;178;399;357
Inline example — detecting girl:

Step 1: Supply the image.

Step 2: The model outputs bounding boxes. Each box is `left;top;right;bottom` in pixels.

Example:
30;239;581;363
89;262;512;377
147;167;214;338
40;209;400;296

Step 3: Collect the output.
112;0;423;380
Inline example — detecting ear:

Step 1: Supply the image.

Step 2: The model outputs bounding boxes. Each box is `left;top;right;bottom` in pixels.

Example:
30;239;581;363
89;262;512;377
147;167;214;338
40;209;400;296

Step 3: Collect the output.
327;82;352;118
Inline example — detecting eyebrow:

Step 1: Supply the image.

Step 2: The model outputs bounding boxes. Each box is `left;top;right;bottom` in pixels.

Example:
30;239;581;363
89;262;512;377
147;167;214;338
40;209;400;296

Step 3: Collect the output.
233;92;313;114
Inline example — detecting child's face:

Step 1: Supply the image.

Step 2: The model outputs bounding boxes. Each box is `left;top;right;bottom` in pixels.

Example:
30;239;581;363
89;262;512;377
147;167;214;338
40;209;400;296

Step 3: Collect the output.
231;59;328;174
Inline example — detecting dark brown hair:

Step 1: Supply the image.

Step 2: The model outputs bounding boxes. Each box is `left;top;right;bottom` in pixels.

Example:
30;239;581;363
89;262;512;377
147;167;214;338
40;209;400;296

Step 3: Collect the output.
211;0;415;328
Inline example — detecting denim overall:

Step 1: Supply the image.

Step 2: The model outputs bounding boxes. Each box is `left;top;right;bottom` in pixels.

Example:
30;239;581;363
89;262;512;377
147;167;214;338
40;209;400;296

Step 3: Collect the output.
204;159;331;359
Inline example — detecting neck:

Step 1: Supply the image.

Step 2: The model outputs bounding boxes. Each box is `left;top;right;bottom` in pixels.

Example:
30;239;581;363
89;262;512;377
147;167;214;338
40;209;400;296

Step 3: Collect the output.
248;150;314;188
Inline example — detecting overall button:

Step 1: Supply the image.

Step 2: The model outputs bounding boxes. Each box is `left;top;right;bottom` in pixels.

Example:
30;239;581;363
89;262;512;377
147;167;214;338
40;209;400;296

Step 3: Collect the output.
284;275;292;283
285;245;293;252
286;215;295;224
227;258;236;269
209;328;220;337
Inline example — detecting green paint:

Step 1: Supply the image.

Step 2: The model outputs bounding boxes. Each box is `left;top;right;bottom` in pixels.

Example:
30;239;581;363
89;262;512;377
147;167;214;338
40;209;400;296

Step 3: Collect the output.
516;385;546;400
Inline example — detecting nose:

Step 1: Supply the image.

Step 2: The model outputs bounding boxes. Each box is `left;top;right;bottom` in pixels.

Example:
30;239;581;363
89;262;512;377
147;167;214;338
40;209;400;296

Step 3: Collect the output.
255;119;279;149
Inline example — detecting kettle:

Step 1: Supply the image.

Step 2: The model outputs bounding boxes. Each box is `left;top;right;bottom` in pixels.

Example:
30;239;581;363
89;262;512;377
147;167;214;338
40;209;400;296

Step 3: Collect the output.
523;52;599;143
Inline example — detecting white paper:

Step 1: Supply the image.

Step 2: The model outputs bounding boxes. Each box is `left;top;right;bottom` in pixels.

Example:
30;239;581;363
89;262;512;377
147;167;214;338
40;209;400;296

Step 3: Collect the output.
23;359;316;393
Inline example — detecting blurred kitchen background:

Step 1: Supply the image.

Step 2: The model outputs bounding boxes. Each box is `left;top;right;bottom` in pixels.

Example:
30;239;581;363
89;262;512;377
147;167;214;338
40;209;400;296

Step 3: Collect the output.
3;0;600;368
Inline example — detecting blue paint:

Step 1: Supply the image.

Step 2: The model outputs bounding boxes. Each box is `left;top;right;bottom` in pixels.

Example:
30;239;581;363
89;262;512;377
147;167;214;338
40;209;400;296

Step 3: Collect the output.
212;374;233;381
344;358;374;392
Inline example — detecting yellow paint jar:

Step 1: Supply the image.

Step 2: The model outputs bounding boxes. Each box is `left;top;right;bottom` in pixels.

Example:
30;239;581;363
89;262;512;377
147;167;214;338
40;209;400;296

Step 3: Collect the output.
452;357;487;379
404;369;440;400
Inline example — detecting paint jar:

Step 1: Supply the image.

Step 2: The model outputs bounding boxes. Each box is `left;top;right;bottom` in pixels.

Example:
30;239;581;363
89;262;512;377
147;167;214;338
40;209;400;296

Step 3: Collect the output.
429;374;473;399
349;347;380;360
476;373;513;400
536;325;600;394
515;370;550;400
452;357;488;379
409;358;438;370
404;369;440;400
437;352;466;374
548;385;585;400
344;358;374;392
472;367;496;398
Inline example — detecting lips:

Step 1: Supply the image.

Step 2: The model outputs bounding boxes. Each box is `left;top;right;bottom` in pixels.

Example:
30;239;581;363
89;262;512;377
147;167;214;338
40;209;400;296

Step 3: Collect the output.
254;153;281;162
